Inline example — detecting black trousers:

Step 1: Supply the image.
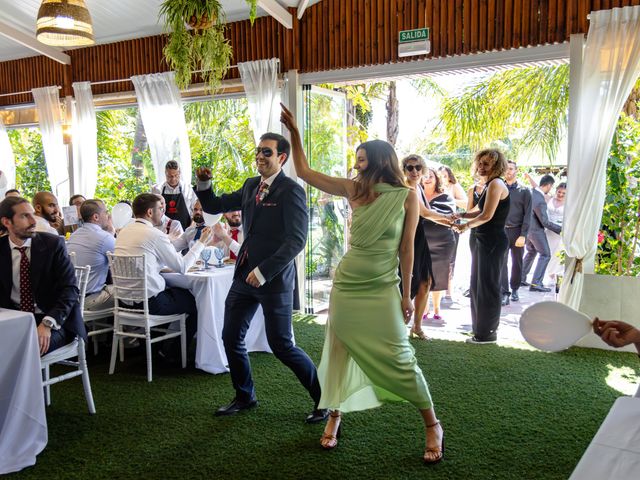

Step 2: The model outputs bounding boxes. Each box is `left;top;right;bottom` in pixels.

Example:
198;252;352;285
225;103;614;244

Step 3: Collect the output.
223;280;321;405
147;287;198;342
500;227;525;294
469;231;508;340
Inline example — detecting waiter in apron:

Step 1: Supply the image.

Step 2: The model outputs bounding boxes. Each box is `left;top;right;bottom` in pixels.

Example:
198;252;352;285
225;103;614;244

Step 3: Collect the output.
152;160;195;230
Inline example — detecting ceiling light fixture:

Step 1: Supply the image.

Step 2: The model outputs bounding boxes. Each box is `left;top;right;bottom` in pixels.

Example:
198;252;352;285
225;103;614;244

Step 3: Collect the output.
36;0;95;47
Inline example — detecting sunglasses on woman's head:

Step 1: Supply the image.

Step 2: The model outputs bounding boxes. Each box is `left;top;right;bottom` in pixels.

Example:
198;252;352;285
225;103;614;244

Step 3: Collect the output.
256;147;278;157
405;165;423;172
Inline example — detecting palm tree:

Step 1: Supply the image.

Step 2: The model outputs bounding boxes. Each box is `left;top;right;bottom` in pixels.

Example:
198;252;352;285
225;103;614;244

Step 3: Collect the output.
438;64;570;163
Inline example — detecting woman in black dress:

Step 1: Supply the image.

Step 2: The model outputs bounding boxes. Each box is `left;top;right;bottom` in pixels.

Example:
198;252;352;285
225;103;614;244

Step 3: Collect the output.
452;149;509;344
401;155;449;340
421;168;456;323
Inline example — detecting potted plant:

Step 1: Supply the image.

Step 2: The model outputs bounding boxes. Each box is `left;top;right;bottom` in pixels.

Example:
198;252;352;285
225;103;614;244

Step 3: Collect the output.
159;0;258;92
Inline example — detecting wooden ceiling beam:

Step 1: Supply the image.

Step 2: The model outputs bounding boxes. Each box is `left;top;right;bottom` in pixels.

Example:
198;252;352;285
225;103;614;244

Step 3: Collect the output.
258;0;293;29
0;20;70;65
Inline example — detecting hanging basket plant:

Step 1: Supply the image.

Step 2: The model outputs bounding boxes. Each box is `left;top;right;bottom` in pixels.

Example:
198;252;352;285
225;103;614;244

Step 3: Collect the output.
160;0;258;92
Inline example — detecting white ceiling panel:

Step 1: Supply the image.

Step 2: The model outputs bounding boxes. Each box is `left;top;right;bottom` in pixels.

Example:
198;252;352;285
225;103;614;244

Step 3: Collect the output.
0;0;323;61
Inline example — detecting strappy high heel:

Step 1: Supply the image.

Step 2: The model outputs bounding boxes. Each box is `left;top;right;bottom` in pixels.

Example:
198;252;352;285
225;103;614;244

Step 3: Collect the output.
409;329;430;341
424;421;445;465
320;412;342;450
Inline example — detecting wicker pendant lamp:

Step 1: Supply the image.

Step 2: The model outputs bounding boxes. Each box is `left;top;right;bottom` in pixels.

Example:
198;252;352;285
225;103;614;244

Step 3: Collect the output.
36;0;95;46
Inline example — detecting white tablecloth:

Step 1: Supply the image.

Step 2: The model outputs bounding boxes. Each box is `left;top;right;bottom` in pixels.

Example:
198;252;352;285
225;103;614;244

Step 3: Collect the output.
0;309;47;474
570;396;640;479
164;266;293;374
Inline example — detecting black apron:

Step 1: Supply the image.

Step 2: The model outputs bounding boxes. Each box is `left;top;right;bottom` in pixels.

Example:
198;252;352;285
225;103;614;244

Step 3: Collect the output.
162;185;191;230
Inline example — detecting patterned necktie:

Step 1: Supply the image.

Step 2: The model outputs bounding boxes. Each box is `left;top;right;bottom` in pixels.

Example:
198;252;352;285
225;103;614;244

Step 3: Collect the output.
229;228;239;260
15;246;35;313
193;225;204;241
255;181;268;205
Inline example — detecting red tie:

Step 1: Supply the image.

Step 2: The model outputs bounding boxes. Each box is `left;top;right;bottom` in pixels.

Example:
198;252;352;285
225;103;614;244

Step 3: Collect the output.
230;228;239;260
255;181;268;205
15;247;35;313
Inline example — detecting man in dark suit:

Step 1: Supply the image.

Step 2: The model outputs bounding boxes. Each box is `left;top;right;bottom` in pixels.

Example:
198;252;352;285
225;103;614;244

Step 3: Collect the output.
521;175;562;292
195;132;325;423
0;196;86;355
500;161;532;305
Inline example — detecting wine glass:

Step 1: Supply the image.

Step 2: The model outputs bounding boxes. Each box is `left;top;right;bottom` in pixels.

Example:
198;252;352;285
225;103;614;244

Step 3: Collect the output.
213;247;225;268
200;248;212;270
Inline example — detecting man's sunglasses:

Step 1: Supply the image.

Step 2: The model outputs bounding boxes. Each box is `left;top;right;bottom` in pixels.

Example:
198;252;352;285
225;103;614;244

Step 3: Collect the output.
255;147;280;158
405;164;423;172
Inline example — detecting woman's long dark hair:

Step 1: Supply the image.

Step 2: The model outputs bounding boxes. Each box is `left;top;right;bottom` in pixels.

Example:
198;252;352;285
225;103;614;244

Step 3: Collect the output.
352;140;407;201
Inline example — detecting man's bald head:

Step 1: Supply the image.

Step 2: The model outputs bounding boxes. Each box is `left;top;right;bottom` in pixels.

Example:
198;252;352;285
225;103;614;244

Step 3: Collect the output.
32;191;60;222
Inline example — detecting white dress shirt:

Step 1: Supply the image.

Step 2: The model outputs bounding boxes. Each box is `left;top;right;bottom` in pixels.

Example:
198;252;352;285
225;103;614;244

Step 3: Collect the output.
115;218;204;298
34;215;59;235
171;223;205;252
8;237;59;329
223;224;243;257
157;215;184;240
152;181;198;215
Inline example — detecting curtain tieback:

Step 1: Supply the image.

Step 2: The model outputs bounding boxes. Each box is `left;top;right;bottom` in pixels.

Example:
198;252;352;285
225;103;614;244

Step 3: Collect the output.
570;258;583;284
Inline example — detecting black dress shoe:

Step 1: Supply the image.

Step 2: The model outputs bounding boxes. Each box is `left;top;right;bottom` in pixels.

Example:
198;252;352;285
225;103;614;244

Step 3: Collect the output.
501;294;510;306
529;284;551;293
215;398;258;416
305;408;329;424
510;290;519;302
520;281;530;287
462;289;471;298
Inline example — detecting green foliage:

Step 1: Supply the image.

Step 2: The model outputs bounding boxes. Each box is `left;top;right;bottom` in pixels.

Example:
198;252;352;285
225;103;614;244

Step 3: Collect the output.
7;128;50;199
159;0;232;92
439;65;569;163
596;113;640;276
185;98;256;192
246;0;257;23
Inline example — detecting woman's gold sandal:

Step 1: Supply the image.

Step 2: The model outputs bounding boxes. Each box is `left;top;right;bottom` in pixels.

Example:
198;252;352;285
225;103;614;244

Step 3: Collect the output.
424;421;445;465
320;412;342;450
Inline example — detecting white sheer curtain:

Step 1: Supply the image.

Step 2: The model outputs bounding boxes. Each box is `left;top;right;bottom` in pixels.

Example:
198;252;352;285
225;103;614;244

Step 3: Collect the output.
32;86;69;205
0;116;16;198
131;72;191;185
560;6;640;309
71;82;98;198
238;58;281;144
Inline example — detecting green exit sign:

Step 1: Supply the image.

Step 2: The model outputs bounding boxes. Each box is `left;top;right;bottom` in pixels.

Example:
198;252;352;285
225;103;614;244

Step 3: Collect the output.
399;28;429;44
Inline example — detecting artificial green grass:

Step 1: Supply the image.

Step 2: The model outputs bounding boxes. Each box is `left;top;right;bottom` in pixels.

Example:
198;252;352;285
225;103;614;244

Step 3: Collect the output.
9;316;640;480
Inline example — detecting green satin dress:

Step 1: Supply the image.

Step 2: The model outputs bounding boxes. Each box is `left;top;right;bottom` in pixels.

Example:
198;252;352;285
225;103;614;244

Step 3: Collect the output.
317;183;433;413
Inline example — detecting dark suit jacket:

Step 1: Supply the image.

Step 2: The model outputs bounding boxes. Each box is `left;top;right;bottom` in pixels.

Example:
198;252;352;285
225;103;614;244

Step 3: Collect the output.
195;170;308;293
529;188;561;235
0;233;86;340
505;181;532;237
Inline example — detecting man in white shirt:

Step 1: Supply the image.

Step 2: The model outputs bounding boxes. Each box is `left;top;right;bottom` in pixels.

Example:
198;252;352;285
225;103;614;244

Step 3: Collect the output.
172;199;207;252
212;211;243;260
156;195;184;241
115;193;212;354
32;191;62;235
152;160;196;230
67;199;116;311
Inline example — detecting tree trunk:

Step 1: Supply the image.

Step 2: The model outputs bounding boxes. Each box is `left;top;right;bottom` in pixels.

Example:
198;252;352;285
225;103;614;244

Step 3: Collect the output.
622;85;640;120
131;111;147;179
386;81;399;147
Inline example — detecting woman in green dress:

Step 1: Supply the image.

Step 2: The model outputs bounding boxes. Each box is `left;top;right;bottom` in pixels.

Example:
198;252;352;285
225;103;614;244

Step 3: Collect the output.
281;105;444;464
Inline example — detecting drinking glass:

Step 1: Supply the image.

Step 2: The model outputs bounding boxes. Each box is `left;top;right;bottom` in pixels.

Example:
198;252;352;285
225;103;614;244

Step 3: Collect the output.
200;248;212;270
213;247;225;267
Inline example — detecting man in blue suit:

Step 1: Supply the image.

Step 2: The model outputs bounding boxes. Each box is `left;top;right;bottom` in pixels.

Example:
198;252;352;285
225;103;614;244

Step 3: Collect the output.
0;196;86;355
195;132;325;423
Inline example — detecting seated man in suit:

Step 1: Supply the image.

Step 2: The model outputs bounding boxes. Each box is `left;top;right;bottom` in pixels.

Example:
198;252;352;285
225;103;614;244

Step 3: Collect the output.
522;174;562;292
67;199;116;311
0;196;86;354
115;193;213;352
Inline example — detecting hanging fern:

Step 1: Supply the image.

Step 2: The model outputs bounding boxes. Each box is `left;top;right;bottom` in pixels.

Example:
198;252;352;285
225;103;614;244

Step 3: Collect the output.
246;0;258;24
159;0;232;92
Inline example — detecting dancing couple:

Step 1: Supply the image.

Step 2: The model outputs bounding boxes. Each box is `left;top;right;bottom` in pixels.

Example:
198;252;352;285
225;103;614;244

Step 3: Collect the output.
195;104;444;465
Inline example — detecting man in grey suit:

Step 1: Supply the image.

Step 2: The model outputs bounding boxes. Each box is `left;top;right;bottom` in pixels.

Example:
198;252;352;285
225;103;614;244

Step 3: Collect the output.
521;174;562;292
